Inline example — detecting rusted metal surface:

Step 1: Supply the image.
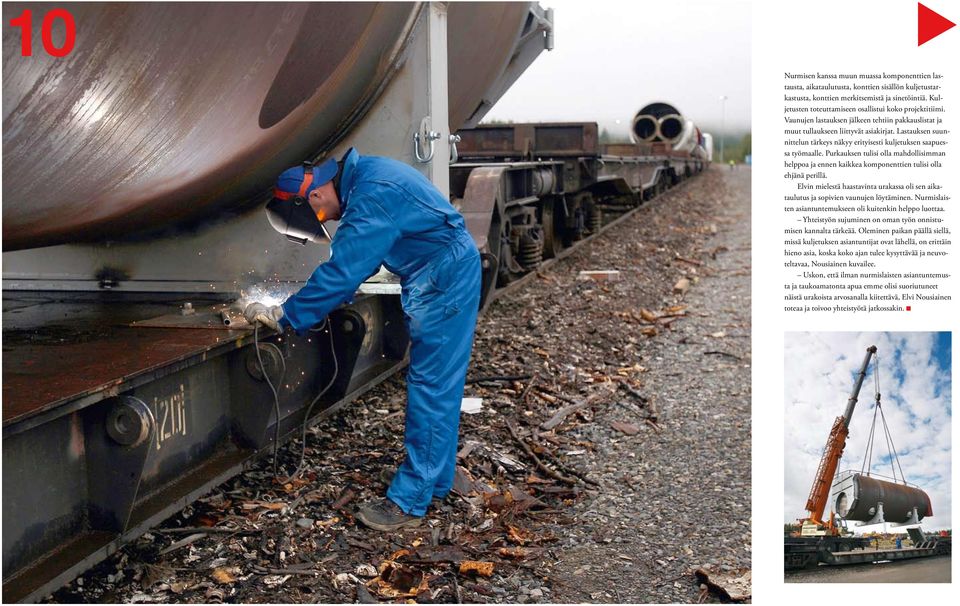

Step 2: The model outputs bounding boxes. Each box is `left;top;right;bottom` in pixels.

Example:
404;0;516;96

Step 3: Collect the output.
2;2;548;253
457;122;601;158
596;155;664;193
455;122;700;195
2;2;420;250
447;2;532;129
602;142;646;156
3;293;410;601
456;124;690;200
3;443;252;604
2;146;704;603
833;472;933;524
458;166;508;252
2;530;116;605
2;4;556;599
3;322;248;427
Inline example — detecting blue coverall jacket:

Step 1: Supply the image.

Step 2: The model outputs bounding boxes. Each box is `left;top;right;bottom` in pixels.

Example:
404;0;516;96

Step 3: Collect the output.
279;148;481;515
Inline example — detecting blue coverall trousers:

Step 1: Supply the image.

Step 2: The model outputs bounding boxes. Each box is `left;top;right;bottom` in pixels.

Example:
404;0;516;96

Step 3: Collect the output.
386;230;481;515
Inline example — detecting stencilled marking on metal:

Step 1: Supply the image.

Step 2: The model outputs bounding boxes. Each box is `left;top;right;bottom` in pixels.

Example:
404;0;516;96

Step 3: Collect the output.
153;384;187;450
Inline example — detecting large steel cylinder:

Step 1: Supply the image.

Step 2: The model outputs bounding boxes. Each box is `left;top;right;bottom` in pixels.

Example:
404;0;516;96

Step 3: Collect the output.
832;471;932;524
447;2;532;130
1;3;422;251
1;2;538;251
631;115;659;142
632;102;685;144
657;114;684;142
672;119;700;154
634;101;681;120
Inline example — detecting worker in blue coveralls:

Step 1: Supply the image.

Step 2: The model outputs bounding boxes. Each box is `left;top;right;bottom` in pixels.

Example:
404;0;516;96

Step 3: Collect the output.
244;148;481;531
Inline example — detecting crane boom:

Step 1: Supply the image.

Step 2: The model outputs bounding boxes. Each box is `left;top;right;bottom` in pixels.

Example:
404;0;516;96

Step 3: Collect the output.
803;345;877;525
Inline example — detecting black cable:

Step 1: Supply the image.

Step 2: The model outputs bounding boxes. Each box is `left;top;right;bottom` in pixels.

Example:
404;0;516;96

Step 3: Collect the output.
858;353;906;485
873;353;905;484
860;354;881;477
861;401;879;476
878;399;906;484
254;323;286;477
253;318;339;483
281;320;340;482
871;355;881;477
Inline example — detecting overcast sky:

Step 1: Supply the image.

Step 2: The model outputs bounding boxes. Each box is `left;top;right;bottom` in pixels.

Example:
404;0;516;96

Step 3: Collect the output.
484;0;752;138
783;332;952;533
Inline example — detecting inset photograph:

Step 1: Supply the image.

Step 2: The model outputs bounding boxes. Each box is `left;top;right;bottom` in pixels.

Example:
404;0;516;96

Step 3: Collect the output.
783;332;952;583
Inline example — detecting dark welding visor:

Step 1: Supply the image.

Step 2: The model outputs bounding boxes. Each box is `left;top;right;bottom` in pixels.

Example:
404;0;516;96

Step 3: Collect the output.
265;195;332;245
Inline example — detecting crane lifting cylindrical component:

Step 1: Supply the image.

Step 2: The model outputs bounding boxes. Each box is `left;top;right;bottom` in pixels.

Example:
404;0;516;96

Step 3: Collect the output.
833;471;932;525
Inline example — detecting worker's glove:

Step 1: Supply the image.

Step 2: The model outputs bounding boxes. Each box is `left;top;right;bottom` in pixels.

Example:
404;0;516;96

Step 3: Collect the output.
243;302;284;333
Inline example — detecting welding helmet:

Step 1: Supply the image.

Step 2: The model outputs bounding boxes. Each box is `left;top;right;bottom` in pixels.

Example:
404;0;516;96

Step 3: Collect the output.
265;158;339;245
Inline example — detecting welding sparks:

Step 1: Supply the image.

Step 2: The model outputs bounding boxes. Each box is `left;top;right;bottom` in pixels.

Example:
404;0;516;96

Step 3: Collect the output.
237;281;299;307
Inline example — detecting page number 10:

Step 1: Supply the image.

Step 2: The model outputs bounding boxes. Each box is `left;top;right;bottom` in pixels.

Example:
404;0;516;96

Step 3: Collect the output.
9;9;76;57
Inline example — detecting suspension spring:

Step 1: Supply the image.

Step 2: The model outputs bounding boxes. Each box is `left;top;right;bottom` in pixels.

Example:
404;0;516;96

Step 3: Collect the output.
588;205;603;234
519;230;543;269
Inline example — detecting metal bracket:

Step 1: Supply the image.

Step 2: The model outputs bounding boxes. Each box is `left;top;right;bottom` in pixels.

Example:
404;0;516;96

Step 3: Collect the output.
413;116;442;163
86;396;155;532
105;397;154;447
232;339;287;450
892;506;921;527
858;501;885;526
449;133;461;164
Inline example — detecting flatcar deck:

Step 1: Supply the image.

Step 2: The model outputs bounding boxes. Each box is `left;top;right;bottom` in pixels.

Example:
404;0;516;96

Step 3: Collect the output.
3;301;249;430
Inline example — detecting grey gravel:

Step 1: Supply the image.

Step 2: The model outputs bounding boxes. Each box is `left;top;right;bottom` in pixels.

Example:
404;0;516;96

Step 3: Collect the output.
507;166;753;603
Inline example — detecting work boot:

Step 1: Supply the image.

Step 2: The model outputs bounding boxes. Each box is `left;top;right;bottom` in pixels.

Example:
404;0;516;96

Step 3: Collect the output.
355;497;423;531
379;467;446;504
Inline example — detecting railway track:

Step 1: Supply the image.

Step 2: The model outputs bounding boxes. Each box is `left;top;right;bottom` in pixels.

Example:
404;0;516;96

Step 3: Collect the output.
485;175;691;307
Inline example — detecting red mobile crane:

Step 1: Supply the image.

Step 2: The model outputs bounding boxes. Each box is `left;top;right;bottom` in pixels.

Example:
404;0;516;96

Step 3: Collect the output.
800;345;877;536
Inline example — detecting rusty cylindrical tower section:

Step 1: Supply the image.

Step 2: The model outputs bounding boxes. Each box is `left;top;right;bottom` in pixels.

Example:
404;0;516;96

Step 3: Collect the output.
833;472;933;524
2;2;544;252
1;3;424;251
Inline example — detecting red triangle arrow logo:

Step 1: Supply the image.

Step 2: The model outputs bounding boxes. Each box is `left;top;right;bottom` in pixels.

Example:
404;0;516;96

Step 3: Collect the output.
918;3;955;45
